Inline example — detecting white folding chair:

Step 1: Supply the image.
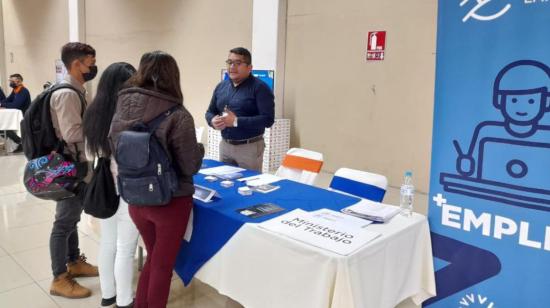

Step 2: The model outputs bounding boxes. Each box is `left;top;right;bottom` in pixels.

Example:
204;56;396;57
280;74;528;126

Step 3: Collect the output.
329;167;388;202
275;148;323;185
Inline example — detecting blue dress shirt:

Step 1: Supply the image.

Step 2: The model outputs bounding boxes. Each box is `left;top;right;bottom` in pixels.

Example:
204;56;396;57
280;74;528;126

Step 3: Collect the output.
205;75;275;140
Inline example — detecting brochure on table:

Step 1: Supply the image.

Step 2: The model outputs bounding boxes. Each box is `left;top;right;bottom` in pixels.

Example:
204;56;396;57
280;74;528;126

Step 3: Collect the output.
237;203;285;218
238;173;282;187
199;165;246;176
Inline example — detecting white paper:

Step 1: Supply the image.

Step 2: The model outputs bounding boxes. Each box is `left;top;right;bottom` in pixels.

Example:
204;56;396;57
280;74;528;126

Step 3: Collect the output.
239;173;282;187
342;199;400;223
195;127;204;142
199;165;246;175
310;208;373;228
258;209;380;256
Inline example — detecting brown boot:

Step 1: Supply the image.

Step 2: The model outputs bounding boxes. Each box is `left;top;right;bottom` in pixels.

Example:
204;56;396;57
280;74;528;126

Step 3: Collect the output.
50;272;92;298
67;254;99;277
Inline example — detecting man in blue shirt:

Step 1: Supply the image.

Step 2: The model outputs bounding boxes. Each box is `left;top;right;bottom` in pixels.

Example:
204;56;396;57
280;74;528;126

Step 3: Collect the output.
205;47;275;171
0;73;31;152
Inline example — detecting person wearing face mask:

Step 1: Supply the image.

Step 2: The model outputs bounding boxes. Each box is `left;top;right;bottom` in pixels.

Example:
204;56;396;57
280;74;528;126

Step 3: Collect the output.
1;74;31;111
0;73;31;152
48;42;100;299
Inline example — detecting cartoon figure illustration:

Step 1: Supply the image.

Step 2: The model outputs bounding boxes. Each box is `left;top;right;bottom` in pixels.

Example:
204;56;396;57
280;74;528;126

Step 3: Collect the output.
440;60;550;211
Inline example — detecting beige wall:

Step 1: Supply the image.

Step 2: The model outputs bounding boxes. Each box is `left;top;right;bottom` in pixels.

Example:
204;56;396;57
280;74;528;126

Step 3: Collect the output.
1;0;253;137
86;0;253;140
2;0;69;96
1;0;438;192
284;0;437;192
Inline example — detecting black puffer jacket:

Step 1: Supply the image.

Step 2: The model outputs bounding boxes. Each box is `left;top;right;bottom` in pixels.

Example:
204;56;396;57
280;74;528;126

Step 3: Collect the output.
109;87;204;197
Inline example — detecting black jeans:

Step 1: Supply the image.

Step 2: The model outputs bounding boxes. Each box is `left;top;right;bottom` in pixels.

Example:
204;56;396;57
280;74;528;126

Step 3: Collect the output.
1;130;21;144
50;188;85;277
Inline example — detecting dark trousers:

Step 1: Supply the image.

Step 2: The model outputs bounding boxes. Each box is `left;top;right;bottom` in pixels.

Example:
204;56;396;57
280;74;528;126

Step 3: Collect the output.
2;130;21;144
129;196;192;308
50;190;85;277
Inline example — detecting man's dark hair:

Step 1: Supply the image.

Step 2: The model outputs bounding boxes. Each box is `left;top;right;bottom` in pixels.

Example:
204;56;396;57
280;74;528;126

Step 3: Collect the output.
9;73;23;81
125;50;183;100
61;42;96;69
229;47;252;64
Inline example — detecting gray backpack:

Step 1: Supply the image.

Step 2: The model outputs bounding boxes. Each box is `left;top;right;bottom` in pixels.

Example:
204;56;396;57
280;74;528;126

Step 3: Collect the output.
116;106;179;206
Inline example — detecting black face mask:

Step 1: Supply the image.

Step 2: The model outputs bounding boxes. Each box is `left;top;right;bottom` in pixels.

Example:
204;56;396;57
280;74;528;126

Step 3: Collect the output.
9;82;17;88
82;65;98;81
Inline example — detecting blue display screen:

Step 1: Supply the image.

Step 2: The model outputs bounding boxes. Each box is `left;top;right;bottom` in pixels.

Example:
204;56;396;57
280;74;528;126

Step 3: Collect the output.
221;69;275;91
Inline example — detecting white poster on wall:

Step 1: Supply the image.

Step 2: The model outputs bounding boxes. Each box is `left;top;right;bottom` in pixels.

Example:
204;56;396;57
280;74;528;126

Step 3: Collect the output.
55;59;67;83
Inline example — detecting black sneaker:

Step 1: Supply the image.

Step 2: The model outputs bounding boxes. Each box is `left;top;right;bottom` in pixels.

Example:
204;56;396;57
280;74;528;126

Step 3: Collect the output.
101;296;116;306
116;299;134;308
12;144;22;153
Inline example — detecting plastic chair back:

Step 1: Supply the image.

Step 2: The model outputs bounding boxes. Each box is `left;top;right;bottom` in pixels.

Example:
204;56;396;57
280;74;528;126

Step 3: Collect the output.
329;167;388;202
275;148;323;185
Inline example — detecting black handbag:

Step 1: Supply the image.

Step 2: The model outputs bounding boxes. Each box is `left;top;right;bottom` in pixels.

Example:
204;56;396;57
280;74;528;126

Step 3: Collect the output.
83;156;119;218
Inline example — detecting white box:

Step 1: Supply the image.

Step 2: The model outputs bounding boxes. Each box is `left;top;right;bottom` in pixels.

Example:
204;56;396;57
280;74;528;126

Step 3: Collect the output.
206;118;291;173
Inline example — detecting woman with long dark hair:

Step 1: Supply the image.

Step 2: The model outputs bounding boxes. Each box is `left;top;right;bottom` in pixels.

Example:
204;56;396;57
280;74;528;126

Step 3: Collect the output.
109;51;204;308
82;62;138;308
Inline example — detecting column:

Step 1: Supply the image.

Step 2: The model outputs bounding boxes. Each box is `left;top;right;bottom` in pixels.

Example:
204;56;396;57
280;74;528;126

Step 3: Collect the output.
252;0;287;117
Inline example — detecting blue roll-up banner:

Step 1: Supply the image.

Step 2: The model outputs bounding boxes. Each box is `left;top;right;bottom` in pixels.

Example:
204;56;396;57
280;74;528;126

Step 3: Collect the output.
427;1;550;307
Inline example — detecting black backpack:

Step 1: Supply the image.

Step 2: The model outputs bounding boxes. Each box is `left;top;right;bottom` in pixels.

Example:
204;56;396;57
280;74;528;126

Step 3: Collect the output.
116;106;180;206
21;83;86;160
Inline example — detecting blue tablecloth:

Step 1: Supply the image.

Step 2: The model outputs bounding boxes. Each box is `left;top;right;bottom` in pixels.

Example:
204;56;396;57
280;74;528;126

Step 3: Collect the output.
174;159;360;285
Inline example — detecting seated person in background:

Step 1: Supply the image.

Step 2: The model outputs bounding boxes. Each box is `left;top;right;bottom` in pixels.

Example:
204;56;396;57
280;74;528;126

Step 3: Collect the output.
0;73;31;152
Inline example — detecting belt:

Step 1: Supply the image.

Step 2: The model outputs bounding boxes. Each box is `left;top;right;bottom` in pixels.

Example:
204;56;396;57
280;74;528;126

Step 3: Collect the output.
224;135;263;145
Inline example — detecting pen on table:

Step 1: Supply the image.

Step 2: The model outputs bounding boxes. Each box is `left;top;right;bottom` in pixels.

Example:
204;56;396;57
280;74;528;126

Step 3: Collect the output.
238;176;260;182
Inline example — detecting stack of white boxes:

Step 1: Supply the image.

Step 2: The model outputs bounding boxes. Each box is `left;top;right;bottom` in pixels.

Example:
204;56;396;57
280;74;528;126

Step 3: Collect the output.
206;119;291;173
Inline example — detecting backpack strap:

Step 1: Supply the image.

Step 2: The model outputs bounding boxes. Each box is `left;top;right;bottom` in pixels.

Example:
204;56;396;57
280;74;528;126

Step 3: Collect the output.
49;83;86;117
49;83;87;161
145;106;180;133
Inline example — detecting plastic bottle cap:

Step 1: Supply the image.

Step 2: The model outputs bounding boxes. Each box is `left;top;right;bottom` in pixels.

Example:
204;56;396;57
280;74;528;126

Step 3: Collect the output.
405;171;413;177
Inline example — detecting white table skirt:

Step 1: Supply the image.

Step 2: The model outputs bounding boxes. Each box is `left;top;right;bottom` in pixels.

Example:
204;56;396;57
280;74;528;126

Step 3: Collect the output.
0;109;23;132
0;109;23;152
194;212;436;308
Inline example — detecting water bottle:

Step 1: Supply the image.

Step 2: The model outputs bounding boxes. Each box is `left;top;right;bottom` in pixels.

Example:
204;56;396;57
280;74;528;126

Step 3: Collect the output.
400;171;414;216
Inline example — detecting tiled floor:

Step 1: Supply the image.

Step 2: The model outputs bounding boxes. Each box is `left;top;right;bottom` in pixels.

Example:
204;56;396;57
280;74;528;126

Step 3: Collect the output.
0;153;423;308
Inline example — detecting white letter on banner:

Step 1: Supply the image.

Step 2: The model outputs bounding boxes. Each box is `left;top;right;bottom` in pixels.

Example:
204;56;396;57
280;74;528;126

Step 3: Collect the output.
519;221;542;249
545;226;550;251
494;215;518;239
442;204;462;229
463;209;491;236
